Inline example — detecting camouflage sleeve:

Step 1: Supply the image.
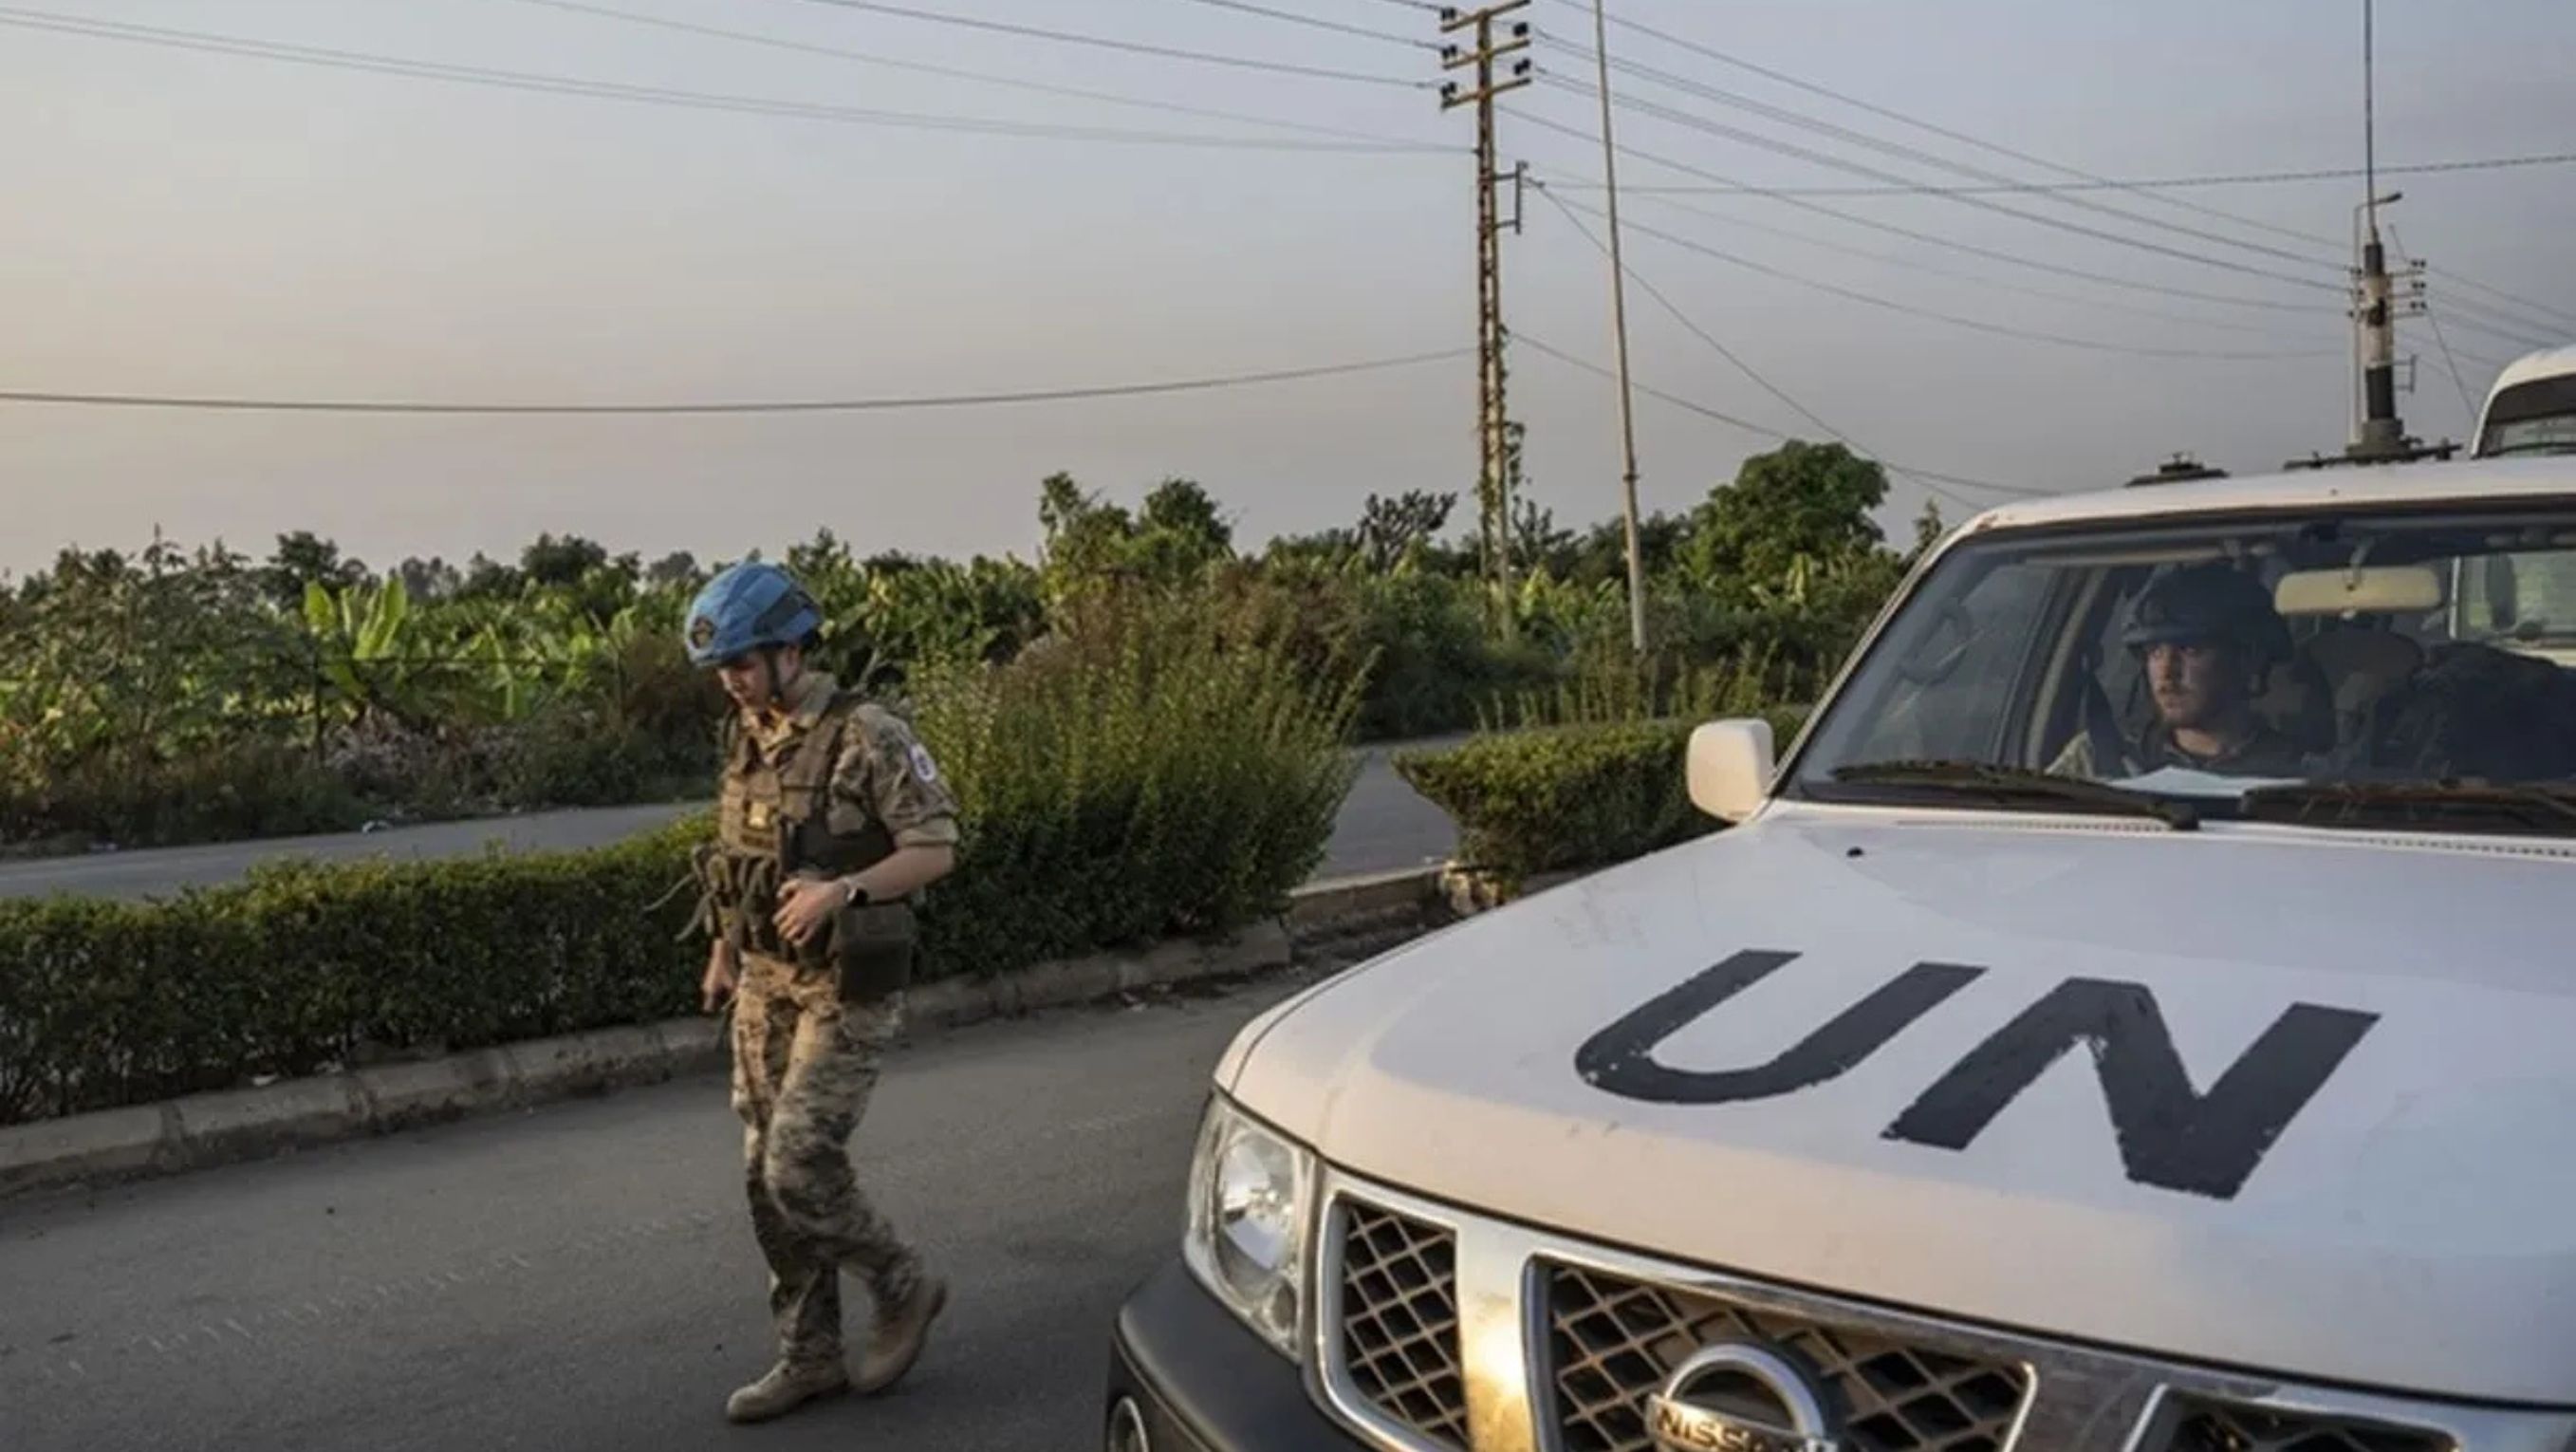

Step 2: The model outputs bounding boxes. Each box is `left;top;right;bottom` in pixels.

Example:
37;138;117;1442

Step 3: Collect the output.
833;705;960;847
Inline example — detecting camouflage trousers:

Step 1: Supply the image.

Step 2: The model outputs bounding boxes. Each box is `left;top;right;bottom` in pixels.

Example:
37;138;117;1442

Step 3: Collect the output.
729;953;924;1370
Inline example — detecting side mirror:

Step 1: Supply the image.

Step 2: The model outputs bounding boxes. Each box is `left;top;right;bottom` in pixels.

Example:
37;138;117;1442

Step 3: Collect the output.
1688;718;1775;824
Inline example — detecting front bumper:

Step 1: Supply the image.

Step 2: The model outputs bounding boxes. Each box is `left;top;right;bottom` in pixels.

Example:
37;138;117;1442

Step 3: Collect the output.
1105;1258;1365;1452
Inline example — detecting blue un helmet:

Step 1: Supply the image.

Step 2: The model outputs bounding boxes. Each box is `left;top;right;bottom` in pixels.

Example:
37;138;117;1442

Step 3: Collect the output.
683;561;824;669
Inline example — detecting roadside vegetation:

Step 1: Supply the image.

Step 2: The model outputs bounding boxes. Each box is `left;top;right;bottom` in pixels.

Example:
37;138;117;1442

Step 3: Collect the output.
0;440;1932;855
0;439;1935;1124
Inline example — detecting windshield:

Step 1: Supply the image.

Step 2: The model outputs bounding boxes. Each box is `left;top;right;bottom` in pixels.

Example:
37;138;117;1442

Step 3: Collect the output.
2479;374;2576;457
1787;503;2576;828
2482;414;2576;458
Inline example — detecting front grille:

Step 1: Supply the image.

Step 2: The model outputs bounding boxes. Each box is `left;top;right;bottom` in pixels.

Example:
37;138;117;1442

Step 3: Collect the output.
1336;1201;1471;1451
1545;1262;2031;1452
2165;1404;2452;1452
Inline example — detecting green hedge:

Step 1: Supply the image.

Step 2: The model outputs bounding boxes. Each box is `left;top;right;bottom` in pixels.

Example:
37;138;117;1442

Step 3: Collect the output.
0;603;1359;1127
1395;708;1808;893
0;825;705;1126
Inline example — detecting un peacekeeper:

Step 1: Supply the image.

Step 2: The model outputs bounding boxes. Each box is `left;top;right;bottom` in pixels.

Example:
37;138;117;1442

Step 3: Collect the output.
2051;561;2308;780
678;560;957;1425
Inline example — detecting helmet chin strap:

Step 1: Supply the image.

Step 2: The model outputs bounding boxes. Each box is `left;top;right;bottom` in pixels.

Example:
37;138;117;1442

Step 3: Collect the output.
756;644;795;711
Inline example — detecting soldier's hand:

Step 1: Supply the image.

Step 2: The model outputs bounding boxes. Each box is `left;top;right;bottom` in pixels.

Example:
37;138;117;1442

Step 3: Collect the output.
702;941;738;1015
772;877;843;950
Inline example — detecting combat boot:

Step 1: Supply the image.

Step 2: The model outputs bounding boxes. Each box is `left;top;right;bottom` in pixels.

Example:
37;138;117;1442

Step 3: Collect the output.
725;1360;850;1424
855;1274;949;1395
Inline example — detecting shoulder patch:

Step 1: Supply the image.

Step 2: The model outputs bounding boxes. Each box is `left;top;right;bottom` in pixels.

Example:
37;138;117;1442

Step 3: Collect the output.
907;741;941;784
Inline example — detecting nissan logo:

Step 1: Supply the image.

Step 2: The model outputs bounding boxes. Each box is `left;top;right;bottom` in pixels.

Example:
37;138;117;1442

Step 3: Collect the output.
1644;1343;1843;1452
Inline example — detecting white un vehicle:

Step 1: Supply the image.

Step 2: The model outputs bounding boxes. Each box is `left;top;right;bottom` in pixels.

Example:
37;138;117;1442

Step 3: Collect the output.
1105;455;2576;1452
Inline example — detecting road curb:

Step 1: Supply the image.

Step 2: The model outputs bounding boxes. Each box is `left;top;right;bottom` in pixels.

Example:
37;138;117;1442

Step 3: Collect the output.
0;866;1447;1203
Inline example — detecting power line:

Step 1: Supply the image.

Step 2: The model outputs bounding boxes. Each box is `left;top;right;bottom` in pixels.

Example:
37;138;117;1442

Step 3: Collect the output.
1515;111;2323;314
0;349;1470;415
1546;193;2337;362
1516;112;2324;317
0;8;1440;152
1536;74;2348;296
1542;0;2346;254
2387;226;2483;430
1518;336;1768;427
1531;187;2034;503
2435;342;2511;374
1540;176;2332;344
1544;150;2576;197
776;0;1429;88
1162;0;1433;49
2419;310;2482;427
2435;269;2576;334
1538;184;1848;449
2399;318;2509;371
2403;325;2509;370
2434;289;2567;347
1537;30;2351;280
2438;316;2559;359
2430;346;2511;376
1515;335;2050;499
505;0;1451;150
2430;293;2565;354
1553;0;2576;326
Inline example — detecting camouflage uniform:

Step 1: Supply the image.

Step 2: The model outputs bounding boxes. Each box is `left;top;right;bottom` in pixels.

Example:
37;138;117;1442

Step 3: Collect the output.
715;670;958;1376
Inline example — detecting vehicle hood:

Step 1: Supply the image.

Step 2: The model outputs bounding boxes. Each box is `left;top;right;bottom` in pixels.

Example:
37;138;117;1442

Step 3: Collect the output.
1230;807;2576;1404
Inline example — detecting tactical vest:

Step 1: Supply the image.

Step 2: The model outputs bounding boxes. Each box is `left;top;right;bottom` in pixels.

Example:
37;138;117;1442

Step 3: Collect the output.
693;688;917;1003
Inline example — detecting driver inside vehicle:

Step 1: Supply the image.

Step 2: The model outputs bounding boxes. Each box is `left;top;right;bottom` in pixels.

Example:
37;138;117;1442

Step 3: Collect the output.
2050;561;2312;781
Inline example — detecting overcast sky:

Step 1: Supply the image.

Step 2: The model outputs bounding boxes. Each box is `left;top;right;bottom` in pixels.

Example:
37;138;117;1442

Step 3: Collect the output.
2;0;2569;578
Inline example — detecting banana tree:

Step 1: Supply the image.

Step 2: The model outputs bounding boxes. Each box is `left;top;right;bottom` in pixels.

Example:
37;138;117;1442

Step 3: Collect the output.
463;622;570;725
302;575;417;724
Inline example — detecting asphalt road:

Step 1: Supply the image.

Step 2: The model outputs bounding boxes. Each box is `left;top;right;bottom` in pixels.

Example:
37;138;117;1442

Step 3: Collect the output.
0;971;1329;1452
0;737;1462;903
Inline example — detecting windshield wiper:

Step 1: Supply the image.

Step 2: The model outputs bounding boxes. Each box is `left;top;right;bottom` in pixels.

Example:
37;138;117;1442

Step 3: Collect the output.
1826;760;2201;829
2239;780;2576;835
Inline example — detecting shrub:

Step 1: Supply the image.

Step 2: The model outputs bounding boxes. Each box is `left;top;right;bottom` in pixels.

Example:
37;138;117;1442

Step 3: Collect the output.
483;705;707;810
1482;637;1789;734
1209;560;1557;742
0;594;1364;1126
1353;571;1557;740
0;738;371;849
1395;705;1810;894
908;591;1362;977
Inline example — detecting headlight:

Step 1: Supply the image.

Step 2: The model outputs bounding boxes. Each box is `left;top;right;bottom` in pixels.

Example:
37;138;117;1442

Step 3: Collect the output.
1182;1093;1315;1357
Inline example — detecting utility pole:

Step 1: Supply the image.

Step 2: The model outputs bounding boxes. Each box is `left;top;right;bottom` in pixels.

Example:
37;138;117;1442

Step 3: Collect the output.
2350;0;2407;459
2289;0;2453;471
1440;2;1530;642
2350;193;2423;460
1586;0;1649;654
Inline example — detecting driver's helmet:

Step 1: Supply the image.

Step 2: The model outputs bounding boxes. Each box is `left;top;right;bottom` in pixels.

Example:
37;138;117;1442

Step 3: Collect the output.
2121;561;2290;666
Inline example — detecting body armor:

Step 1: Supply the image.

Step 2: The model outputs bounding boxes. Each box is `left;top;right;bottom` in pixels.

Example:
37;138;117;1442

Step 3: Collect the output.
680;688;917;1003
